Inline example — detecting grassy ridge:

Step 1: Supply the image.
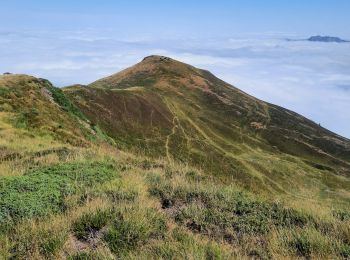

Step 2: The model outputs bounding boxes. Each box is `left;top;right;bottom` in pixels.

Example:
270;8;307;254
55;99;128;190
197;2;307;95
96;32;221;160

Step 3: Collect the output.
65;70;350;210
0;74;94;146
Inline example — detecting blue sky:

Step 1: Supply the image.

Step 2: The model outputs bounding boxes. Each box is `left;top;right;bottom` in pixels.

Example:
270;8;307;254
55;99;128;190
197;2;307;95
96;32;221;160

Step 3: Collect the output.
2;0;350;37
1;1;350;137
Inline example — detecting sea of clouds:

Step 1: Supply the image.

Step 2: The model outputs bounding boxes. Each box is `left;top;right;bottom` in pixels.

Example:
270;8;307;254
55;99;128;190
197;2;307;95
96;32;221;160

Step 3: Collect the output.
1;30;349;138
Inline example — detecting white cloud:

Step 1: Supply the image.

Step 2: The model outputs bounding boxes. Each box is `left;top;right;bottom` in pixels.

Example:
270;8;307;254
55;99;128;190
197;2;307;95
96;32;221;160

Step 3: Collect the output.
0;29;349;138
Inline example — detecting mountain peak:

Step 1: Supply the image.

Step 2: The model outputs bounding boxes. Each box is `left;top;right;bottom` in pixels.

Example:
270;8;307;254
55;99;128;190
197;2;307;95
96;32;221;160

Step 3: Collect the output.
308;35;349;43
142;55;173;62
138;55;193;71
89;55;203;89
77;57;350;176
139;55;193;70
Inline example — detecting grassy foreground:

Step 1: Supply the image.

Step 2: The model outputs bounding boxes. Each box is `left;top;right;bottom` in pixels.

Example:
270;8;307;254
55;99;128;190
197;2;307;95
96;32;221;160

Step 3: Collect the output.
0;144;349;259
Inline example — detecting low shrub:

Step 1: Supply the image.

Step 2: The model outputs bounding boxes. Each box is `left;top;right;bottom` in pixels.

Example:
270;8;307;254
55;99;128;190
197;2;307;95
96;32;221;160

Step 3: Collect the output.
333;209;350;221
12;109;39;128
95;179;139;203
43;82;86;120
73;209;114;240
104;207;167;255
0;88;10;97
150;176;313;237
0;161;118;228
287;228;334;258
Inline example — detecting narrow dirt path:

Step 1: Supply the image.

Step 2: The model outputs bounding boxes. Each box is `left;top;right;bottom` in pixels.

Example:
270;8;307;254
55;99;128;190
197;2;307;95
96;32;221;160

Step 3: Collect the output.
165;116;179;161
163;98;192;160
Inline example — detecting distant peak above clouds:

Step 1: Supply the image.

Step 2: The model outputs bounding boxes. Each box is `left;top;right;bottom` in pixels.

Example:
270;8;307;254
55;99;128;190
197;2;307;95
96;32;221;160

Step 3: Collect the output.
286;35;349;43
308;35;349;43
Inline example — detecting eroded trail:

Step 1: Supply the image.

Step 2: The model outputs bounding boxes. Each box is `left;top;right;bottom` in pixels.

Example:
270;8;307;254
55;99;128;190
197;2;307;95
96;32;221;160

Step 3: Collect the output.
165;116;179;161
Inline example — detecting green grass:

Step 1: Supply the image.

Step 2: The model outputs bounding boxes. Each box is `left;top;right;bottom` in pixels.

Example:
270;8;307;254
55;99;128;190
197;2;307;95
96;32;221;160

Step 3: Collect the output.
72;208;114;240
104;207;167;256
42;79;86;120
1;154;349;259
126;227;236;260
89;124;116;145
0;161;118;229
333;209;350;221
0;88;10;98
12;108;39;128
9;217;69;259
149;172;312;234
277;227;350;258
148;169;350;259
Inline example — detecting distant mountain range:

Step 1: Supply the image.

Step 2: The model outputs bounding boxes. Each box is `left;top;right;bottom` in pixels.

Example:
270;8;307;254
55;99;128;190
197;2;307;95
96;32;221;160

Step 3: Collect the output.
308;35;349;43
287;35;349;43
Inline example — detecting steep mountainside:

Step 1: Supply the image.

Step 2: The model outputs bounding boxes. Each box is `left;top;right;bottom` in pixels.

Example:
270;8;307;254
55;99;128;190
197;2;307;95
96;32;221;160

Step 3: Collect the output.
64;56;350;203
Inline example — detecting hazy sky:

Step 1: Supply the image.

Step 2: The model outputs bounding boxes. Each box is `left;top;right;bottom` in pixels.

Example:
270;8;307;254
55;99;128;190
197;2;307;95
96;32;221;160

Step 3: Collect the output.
1;1;350;137
2;0;350;37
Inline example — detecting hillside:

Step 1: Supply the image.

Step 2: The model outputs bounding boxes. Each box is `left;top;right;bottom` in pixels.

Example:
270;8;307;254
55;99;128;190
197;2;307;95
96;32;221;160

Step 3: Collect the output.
65;56;350;202
0;74;94;147
0;59;349;259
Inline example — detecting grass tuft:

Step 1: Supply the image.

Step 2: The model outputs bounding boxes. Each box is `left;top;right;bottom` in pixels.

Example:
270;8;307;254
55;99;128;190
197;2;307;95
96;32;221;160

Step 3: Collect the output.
72;208;113;240
104;207;167;255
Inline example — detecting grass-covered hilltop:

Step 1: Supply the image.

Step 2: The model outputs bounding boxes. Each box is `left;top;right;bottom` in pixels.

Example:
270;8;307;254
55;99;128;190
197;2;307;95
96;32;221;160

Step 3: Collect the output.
0;56;349;259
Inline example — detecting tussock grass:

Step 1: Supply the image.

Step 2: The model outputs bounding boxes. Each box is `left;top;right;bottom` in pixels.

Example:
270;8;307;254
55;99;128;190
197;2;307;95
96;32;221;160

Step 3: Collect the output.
104;206;167;255
72;208;114;241
148;167;350;259
0;150;349;259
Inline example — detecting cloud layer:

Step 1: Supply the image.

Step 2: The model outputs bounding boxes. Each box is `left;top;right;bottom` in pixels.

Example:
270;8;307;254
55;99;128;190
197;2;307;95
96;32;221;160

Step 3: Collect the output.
1;30;350;138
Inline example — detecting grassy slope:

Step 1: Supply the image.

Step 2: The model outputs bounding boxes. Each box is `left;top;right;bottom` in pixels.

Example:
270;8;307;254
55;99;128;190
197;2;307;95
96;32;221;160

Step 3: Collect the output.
0;74;94;146
0;66;349;259
1;146;349;259
65;56;350;209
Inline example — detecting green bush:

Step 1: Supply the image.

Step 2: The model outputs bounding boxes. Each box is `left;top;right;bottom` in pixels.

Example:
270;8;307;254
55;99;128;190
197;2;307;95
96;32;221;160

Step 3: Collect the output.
73;209;114;240
0;88;10;97
104;190;138;202
12;108;39;128
104;208;167;255
43;82;85;120
288;228;333;258
0;161;118;228
339;244;350;258
93;178;139;202
333;209;350;221
38;231;67;258
150;177;312;237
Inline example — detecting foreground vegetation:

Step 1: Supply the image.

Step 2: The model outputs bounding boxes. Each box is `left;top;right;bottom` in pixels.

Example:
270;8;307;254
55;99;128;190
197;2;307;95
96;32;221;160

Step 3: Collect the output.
0;143;349;259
